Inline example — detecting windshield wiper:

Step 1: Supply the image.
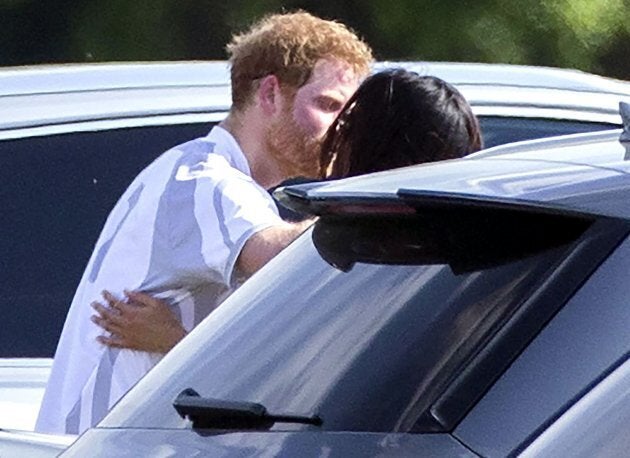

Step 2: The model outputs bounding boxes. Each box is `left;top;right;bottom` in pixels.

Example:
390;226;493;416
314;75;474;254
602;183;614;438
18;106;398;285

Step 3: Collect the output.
173;388;322;430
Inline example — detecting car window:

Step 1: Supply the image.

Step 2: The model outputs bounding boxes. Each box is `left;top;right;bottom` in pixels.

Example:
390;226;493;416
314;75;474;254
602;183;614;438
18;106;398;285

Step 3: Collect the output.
0;123;212;357
454;234;630;457
0;114;614;359
104;205;612;434
478;117;617;148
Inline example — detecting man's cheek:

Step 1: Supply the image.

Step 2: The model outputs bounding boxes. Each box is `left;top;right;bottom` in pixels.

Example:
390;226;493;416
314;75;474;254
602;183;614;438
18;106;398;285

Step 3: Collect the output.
291;107;312;132
308;110;332;137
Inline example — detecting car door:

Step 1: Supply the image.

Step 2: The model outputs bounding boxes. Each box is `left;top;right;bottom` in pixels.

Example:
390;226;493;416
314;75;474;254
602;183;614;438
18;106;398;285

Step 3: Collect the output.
1;122;211;358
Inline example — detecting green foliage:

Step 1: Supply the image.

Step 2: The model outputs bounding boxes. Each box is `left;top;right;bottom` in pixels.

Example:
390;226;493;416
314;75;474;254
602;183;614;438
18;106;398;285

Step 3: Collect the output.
359;0;630;78
1;0;628;79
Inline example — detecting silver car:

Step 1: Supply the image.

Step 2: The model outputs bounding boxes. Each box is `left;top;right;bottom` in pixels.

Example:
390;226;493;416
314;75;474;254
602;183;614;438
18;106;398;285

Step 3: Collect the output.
59;104;630;457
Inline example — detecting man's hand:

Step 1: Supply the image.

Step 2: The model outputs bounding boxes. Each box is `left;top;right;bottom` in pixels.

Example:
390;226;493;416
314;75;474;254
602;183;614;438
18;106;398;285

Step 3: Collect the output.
91;290;186;354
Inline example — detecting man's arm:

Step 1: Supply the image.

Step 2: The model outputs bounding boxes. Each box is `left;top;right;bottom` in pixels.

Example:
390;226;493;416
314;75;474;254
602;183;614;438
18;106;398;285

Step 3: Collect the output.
236;218;315;275
91;219;314;353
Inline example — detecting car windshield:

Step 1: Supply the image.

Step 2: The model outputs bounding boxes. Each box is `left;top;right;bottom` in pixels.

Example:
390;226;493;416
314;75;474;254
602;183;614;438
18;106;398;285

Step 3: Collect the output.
104;206;593;433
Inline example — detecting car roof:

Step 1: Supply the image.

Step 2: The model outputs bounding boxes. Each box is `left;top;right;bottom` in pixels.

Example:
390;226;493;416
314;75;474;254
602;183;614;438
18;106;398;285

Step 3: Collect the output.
380;61;630;95
381;62;630;124
0;61;231;95
0;61;232;134
4;60;627;98
1;61;629;134
279;129;630;220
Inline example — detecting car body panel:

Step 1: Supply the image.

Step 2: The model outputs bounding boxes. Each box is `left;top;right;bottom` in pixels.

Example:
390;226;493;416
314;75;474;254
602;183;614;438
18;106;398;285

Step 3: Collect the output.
384;61;630;94
384;61;630;125
62;429;477;457
0;112;224;141
519;357;630;458
0;429;75;458
0;61;231;95
3;86;231;131
278;131;630;219
0;359;51;431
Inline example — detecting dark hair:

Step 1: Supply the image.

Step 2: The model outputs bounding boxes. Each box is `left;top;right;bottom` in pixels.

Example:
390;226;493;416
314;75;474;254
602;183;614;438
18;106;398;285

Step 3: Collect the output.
320;68;483;178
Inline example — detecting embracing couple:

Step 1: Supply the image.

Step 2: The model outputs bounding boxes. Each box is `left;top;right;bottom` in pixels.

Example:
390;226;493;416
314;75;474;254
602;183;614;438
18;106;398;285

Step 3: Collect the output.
37;11;482;435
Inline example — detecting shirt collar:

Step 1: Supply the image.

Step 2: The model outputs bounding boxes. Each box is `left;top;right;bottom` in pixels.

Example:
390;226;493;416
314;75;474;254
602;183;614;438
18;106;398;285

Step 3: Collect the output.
205;125;252;177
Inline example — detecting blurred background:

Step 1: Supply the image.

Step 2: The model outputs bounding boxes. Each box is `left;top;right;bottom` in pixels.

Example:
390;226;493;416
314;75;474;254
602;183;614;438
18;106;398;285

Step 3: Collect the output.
1;0;629;79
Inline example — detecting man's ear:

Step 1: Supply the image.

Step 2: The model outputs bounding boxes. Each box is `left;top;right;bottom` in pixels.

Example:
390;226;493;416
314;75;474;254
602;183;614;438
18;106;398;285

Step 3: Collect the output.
258;75;282;116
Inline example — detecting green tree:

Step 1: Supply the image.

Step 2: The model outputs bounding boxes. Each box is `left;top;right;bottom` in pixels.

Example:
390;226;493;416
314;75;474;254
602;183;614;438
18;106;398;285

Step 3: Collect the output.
1;0;629;79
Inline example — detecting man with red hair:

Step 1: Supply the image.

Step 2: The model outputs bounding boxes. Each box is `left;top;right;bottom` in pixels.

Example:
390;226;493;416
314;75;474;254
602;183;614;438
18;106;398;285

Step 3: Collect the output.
37;11;372;435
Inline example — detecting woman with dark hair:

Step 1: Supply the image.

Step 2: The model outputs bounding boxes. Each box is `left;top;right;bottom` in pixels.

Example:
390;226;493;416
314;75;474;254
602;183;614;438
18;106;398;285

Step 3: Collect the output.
91;68;483;353
276;68;482;220
322;68;482;178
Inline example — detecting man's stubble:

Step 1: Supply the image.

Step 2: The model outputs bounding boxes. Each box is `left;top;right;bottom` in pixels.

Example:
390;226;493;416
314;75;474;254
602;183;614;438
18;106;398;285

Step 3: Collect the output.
265;103;323;180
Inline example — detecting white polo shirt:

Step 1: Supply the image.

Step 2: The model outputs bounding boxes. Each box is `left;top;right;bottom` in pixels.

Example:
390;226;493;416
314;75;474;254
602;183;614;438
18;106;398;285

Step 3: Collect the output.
36;126;283;435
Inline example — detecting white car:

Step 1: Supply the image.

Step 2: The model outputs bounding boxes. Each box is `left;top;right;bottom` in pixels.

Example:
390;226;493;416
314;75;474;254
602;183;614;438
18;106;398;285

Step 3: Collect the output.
0;359;50;431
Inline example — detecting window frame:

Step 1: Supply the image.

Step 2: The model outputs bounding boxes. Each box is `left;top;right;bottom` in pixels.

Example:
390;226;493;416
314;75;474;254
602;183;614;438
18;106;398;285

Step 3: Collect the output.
453;226;630;456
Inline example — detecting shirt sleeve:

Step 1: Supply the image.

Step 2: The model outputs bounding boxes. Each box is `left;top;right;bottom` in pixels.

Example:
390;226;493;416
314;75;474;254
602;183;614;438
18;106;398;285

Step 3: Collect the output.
165;155;283;287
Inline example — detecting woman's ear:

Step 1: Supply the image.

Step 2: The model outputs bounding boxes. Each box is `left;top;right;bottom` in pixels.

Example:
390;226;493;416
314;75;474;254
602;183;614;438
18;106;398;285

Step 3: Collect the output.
257;74;282;116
